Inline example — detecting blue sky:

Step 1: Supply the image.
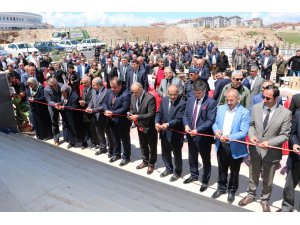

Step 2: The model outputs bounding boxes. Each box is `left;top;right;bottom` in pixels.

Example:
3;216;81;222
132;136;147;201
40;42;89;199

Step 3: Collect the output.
40;12;300;28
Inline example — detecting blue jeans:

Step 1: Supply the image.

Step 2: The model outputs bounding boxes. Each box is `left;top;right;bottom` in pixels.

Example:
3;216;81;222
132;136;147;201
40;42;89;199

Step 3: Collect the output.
290;70;300;77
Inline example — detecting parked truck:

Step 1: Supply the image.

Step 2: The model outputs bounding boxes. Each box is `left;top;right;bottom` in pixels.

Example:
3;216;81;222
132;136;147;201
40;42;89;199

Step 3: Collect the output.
52;29;90;42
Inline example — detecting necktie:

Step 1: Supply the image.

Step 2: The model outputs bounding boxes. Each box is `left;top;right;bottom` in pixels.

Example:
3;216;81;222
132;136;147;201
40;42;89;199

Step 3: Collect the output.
96;90;100;101
192;99;199;129
137;97;141;110
112;94;116;106
263;109;271;130
122;66;126;81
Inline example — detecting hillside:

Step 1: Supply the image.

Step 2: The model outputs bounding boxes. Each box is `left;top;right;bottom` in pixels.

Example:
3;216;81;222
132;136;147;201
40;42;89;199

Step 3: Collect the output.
1;26;299;48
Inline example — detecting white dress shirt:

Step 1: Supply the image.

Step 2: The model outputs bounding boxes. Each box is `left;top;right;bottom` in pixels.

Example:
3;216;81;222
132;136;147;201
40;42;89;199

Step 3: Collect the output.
264;56;269;67
222;105;238;136
136;91;145;111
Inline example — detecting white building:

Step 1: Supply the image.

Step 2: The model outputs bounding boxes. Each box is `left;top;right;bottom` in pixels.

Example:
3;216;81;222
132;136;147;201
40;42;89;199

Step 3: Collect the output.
0;12;44;30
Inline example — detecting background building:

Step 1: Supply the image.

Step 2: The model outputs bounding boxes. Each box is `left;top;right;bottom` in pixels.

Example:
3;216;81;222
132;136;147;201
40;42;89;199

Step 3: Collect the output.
0;12;47;30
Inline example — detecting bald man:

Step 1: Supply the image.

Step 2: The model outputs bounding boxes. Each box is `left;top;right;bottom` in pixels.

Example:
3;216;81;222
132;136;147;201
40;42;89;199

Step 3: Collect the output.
155;85;186;182
212;88;250;203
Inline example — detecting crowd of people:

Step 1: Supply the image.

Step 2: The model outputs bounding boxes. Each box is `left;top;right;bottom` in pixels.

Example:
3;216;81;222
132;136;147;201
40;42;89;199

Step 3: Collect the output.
2;39;300;212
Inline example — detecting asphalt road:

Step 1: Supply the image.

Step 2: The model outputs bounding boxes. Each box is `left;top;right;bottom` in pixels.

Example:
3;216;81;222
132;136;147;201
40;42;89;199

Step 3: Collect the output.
0;132;248;212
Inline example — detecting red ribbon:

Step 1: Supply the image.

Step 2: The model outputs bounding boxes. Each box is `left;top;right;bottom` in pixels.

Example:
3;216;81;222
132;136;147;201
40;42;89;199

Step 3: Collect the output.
29;99;299;154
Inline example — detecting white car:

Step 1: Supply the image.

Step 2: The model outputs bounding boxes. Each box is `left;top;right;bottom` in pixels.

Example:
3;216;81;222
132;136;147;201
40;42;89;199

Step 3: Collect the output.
5;43;39;57
77;38;106;51
57;39;80;52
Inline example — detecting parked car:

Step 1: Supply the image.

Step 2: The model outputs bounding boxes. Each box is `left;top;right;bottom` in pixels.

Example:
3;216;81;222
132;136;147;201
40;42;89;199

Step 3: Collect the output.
57;39;80;52
77;38;106;51
34;41;65;54
0;45;8;57
5;42;39;57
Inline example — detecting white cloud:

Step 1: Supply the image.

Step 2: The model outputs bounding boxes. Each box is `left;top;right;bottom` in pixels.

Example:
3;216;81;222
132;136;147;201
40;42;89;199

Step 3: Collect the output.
41;12;162;27
262;12;300;25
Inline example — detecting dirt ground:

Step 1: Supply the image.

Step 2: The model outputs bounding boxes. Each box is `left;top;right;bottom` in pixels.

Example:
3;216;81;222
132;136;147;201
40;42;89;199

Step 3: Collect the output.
0;26;294;48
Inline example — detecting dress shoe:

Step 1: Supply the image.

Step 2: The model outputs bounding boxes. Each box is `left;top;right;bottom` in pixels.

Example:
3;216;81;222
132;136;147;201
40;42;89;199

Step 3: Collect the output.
183;176;198;184
95;149;107;156
119;159;130;167
136;162;148;170
67;143;75;149
200;184;208;192
160;170;172;178
227;193;235;204
260;201;271;212
211;190;226;199
238;195;255;206
108;153;113;158
90;143;99;149
81;142;88;150
276;209;282;212
169;174;180;182
109;155;121;163
147;165;155;174
54;142;59;147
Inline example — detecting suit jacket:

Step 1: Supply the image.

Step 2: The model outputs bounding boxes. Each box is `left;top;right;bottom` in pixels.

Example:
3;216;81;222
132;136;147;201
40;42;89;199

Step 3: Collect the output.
198;66;210;81
103;87;131;126
158;77;183;97
81;86;93;122
183;95;217;144
288;110;300;166
242;78;251;91
164;60;176;73
130;92;156;134
77;63;91;78
213;78;231;101
155;96;186;143
119;63;132;83
246;76;264;99
212;104;250;159
44;83;63;105
140;62;151;75
88;87;107;121
248;103;292;162
249;93;283;113
126;67;148;92
289;93;300;115
101;65;118;88
261;55;274;71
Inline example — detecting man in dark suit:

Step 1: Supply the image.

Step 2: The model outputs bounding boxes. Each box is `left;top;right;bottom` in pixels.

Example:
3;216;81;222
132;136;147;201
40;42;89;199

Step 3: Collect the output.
79;76;98;150
213;70;231;101
164;53;176;73
261;50;274;80
101;57;118;89
126;59;148;92
238;86;292;212
118;56;132;87
44;78;63;146
103;78;131;166
279;110;300;211
86;77;113;155
137;56;151;75
155;85;186;181
128;82;157;174
196;59;210;81
77;58;90;79
289;93;300;115
53;62;66;85
182;80;217;192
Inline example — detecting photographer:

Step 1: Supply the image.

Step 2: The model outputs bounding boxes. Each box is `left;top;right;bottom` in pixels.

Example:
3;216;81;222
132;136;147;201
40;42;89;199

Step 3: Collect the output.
66;64;80;96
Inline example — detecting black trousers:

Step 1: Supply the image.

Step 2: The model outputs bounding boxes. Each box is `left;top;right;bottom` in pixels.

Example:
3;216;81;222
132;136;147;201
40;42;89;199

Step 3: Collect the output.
161;136;183;176
282;156;300;211
95;117;112;151
138;128;157;165
217;143;243;193
109;122;131;159
261;69;271;80
48;106;60;142
188;137;211;184
84;121;98;144
276;73;284;85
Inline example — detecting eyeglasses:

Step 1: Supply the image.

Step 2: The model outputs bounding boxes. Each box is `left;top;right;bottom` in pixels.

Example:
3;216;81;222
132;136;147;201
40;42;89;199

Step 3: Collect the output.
262;85;274;90
234;78;243;81
262;95;273;101
250;71;256;72
92;64;97;66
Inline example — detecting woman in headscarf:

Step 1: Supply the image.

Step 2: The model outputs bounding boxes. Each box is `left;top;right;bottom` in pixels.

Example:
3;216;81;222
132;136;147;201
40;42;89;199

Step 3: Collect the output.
58;85;85;149
27;77;53;140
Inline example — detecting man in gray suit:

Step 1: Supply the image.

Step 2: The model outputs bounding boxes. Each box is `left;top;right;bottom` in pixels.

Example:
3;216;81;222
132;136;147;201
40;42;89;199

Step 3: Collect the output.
86;77;113;156
158;66;183;97
247;66;264;99
238;86;292;212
